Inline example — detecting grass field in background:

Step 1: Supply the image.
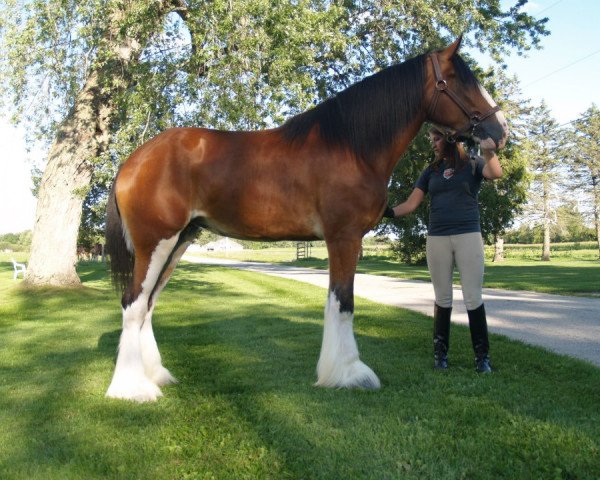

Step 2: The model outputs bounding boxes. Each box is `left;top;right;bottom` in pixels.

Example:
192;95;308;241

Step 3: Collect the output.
494;241;599;261
0;260;599;479
4;242;599;297
188;242;600;297
193;240;600;262
285;256;600;297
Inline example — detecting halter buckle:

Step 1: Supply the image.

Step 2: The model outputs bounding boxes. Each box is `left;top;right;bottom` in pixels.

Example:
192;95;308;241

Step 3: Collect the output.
428;53;501;141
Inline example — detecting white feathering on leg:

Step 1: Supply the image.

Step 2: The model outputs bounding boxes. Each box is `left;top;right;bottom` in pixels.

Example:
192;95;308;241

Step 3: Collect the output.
106;297;163;402
140;307;177;386
316;292;380;389
106;234;180;402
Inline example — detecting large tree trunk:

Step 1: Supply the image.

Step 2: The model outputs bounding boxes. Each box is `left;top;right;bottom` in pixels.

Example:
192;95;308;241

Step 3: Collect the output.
25;72;111;286
541;182;551;262
493;236;504;262
593;179;600;259
25;152;93;286
23;0;177;286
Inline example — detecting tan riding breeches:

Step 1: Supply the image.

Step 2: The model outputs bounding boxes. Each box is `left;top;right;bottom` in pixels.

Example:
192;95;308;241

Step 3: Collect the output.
426;232;485;311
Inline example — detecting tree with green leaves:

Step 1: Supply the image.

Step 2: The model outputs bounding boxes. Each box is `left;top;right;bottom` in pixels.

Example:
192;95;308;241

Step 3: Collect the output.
0;0;548;285
478;145;529;261
553;200;595;242
478;68;531;261
566;104;600;258
376;129;431;264
521;101;564;261
2;0;187;284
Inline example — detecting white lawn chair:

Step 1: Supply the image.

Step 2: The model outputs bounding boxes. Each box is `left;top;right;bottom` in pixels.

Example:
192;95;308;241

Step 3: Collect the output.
11;258;26;280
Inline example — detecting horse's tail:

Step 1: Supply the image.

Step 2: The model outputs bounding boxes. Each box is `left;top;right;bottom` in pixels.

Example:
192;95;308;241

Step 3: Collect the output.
105;180;133;296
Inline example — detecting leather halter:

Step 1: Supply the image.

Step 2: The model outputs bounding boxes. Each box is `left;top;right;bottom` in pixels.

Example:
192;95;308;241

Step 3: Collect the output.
427;53;500;142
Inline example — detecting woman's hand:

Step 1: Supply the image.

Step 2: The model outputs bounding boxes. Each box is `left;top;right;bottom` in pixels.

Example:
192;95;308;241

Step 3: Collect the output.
481;149;503;180
384;188;425;219
382;206;396;219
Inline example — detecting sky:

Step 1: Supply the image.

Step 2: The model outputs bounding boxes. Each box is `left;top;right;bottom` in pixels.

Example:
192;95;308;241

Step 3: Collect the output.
1;0;599;235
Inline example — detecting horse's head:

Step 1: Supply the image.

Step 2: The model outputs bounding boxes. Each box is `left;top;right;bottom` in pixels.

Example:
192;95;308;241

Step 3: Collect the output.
425;37;508;150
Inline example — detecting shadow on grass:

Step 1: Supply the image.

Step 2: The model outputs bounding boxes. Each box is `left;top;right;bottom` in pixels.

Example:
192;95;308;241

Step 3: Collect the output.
76;261;112;283
0;262;146;476
2;262;600;478
101;263;600;477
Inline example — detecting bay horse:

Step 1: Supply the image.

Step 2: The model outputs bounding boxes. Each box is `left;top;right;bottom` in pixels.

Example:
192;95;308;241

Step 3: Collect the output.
105;37;508;402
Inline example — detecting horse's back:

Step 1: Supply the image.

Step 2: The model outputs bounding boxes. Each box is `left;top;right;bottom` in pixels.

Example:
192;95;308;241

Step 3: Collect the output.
114;127;320;241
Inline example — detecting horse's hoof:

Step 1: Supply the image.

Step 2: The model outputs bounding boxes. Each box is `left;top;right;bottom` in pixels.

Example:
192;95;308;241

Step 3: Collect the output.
106;375;163;402
146;366;178;386
315;360;381;390
356;375;381;390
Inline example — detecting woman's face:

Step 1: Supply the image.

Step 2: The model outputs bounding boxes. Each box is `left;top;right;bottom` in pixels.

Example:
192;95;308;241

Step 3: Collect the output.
429;133;445;160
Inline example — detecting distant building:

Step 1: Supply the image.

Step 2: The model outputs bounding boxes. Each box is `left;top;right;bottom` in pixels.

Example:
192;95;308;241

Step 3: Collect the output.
190;237;244;252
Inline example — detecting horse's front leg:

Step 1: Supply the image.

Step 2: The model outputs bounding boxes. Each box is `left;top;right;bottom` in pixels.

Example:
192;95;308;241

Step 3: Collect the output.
316;237;381;390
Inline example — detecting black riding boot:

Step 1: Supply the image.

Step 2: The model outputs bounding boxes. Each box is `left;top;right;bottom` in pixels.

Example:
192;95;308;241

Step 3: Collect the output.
433;304;452;370
468;303;492;373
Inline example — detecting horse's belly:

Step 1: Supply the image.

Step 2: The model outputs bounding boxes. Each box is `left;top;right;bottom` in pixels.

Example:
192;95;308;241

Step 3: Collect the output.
200;210;323;242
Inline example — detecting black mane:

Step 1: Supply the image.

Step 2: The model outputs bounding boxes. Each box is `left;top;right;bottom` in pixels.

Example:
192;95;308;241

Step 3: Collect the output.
451;53;479;88
281;53;427;161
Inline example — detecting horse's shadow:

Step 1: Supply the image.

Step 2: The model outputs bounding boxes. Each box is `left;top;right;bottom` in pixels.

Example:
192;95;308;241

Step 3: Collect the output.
97;263;426;396
94;263;600;478
95;273;421;477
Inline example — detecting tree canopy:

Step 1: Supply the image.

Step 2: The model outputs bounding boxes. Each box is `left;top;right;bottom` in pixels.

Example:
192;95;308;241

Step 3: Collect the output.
565;104;600;256
2;0;549;141
0;0;549;284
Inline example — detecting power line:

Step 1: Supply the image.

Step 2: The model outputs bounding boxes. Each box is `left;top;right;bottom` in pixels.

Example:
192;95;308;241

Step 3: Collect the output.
535;0;567;17
523;48;600;87
558;112;595;128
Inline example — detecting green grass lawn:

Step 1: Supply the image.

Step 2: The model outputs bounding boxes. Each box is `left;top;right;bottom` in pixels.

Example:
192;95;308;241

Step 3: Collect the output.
287;256;600;297
192;247;600;296
1;260;599;479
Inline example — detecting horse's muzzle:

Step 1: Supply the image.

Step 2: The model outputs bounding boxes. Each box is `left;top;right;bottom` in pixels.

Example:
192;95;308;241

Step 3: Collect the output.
473;117;508;150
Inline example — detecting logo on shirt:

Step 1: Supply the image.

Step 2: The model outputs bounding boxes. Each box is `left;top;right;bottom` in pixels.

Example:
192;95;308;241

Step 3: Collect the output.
443;168;454;179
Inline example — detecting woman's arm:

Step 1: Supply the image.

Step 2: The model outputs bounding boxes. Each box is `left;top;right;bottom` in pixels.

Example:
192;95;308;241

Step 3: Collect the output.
390;188;425;217
481;149;503;180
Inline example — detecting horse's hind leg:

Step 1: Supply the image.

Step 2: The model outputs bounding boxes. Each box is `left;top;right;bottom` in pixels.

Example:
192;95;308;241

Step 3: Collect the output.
140;238;195;386
106;233;182;402
316;237;380;390
140;305;173;387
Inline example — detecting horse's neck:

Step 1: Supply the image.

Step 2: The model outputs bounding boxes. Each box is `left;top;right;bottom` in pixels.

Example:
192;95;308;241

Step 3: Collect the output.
376;111;427;179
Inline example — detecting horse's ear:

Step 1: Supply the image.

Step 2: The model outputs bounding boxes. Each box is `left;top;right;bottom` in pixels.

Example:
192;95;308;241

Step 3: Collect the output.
441;35;463;59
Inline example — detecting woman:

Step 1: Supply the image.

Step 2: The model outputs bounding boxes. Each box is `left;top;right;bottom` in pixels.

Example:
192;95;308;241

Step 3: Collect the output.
385;127;503;373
